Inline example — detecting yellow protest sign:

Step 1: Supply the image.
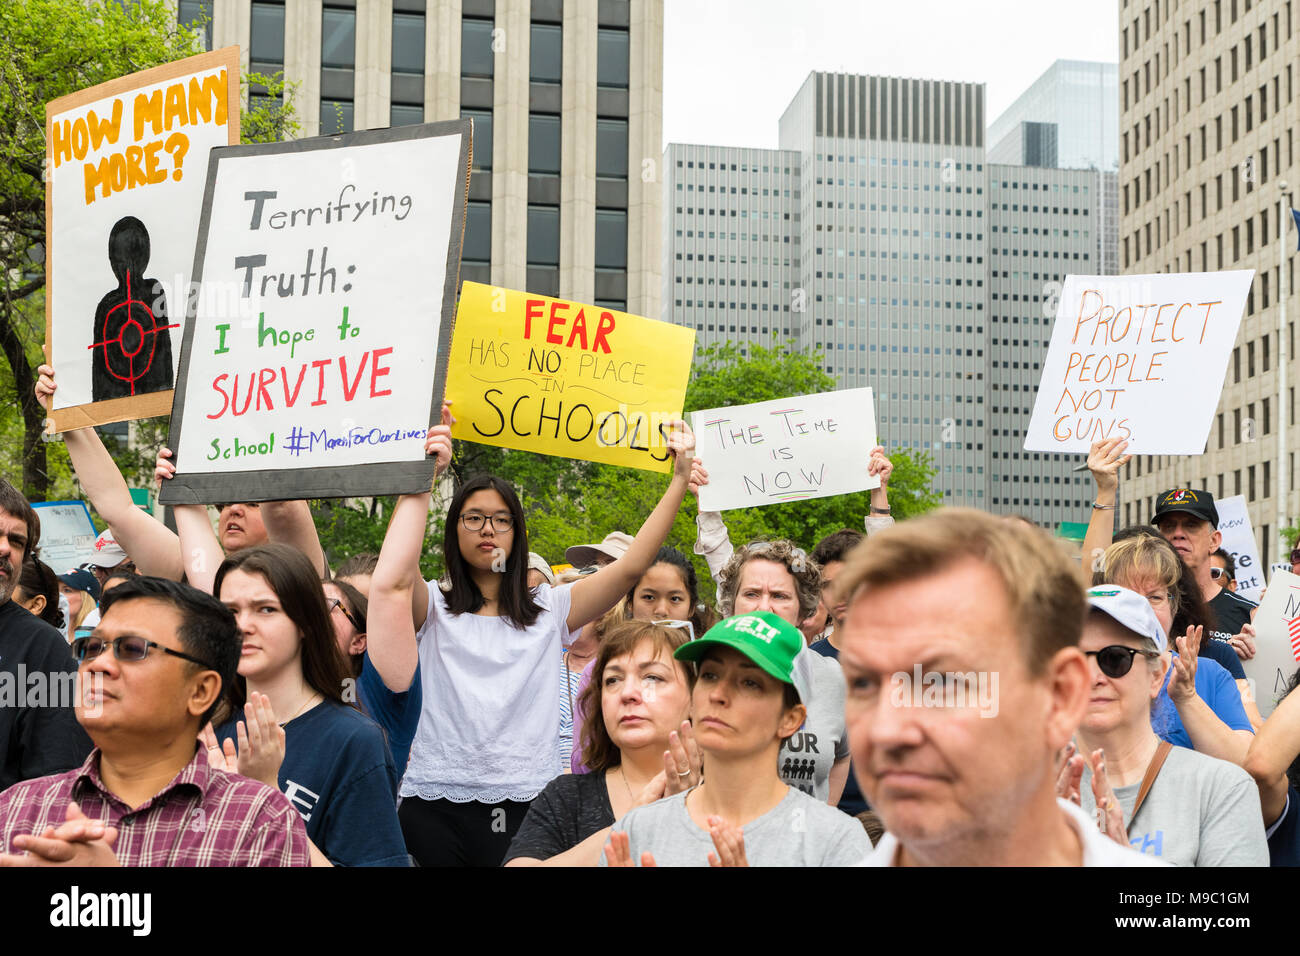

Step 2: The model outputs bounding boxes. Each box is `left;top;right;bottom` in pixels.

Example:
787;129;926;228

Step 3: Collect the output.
445;282;694;472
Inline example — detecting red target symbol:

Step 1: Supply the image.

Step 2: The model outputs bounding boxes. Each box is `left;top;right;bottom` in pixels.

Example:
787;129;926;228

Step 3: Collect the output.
88;269;178;396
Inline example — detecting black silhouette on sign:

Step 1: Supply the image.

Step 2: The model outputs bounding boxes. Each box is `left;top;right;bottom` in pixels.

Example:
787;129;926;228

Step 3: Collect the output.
89;216;178;402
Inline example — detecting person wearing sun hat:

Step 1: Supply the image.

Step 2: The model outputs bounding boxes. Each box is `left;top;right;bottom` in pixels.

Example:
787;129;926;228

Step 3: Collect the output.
600;611;871;867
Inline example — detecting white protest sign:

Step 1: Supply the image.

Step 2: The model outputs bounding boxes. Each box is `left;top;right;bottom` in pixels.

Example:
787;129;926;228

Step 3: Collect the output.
1244;569;1300;718
1214;495;1264;602
1025;271;1254;454
31;501;98;573
159;121;470;504
690;388;879;512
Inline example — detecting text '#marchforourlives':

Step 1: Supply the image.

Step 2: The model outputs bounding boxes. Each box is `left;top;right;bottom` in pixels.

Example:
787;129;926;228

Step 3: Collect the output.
49;886;151;937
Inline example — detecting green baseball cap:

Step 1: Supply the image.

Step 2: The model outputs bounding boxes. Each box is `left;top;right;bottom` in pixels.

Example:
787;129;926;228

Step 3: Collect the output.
673;611;804;697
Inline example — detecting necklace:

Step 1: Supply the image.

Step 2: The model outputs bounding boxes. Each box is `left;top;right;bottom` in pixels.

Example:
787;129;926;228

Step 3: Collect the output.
617;766;634;801
279;689;320;727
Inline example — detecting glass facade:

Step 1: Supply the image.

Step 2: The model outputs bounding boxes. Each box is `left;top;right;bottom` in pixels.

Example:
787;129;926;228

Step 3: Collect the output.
987;61;1118;171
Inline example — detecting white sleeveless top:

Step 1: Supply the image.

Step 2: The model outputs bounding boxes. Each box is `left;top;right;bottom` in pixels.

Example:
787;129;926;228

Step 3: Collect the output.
400;581;574;804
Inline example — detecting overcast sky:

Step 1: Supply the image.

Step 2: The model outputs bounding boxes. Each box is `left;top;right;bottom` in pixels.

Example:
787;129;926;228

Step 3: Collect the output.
662;0;1120;151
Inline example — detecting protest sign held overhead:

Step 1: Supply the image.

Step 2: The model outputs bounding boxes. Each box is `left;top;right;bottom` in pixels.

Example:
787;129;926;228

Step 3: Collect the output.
690;388;880;512
444;283;694;472
45;47;240;433
1214;495;1264;602
158;120;471;505
1024;271;1254;455
30;501;98;573
1243;569;1300;719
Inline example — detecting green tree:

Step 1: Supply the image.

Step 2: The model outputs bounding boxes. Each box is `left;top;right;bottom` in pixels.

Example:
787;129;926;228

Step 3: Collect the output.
0;0;297;499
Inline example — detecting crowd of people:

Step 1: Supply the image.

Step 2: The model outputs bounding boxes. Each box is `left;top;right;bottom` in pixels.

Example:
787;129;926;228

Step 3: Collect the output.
0;365;1297;867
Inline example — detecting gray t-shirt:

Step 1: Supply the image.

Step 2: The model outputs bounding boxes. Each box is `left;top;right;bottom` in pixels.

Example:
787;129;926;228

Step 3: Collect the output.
599;786;872;867
1080;743;1268;866
780;650;850;802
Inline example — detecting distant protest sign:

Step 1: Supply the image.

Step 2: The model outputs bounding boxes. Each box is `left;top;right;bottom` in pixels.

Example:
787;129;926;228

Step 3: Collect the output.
31;501;98;573
158;120;471;504
444;283;694;473
1214;495;1264;602
1024;271;1254;454
46;47;240;433
1244;569;1300;718
690;389;880;512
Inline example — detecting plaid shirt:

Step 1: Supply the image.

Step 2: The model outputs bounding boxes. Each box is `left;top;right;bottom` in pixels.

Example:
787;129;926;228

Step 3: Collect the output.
0;746;310;866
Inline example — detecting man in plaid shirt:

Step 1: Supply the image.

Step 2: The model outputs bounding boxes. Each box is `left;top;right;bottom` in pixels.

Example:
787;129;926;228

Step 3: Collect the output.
0;576;310;866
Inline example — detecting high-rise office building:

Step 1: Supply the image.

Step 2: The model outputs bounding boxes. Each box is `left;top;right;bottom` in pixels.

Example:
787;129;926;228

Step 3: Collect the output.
987;60;1119;172
180;0;662;317
1117;0;1297;563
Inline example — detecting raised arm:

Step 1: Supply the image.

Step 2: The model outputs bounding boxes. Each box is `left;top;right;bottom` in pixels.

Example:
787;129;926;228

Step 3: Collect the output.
567;421;694;633
1080;438;1130;578
36;365;183;580
1243;680;1300;826
689;457;734;587
1167;631;1253;765
155;449;223;593
864;445;895;535
261;501;327;577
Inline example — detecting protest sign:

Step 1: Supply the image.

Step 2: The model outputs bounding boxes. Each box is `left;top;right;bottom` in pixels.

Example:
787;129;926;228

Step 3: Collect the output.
46;47;240;433
30;501;98;573
1214;495;1264;602
1024;271;1254;454
158;120;471;504
689;388;879;512
1243;569;1300;718
444;283;694;472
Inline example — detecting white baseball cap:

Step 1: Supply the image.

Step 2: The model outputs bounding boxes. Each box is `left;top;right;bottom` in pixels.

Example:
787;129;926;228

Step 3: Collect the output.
87;528;129;568
1085;585;1167;654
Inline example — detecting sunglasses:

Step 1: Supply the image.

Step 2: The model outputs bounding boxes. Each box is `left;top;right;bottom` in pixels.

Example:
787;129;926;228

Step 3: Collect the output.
1209;566;1230;580
652;619;696;641
1291;549;1300;564
328;597;363;631
72;634;216;671
1085;645;1160;679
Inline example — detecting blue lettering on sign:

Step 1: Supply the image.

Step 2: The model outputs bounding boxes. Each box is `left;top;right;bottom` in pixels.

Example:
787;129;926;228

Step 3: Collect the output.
1130;830;1164;856
282;425;428;456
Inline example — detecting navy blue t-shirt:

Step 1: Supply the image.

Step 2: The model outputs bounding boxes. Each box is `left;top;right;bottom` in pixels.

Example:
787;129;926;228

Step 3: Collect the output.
217;698;408;866
809;637;868;816
1198;636;1246;680
1266;786;1300;867
357;652;422;781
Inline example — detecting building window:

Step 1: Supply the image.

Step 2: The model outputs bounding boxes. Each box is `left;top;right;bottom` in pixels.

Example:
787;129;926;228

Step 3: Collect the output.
595;209;627;270
463;109;492;170
320;100;353;135
322;7;356;69
391;12;424;74
464;201;492;264
530;23;562;84
178;0;213;50
390;103;423;127
528;113;560;174
597;28;629;89
527;205;560;266
250;1;285;66
596;118;627;180
461;17;495;78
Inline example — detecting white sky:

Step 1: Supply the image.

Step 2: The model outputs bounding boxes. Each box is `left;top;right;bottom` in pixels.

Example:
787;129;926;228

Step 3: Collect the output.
662;0;1120;151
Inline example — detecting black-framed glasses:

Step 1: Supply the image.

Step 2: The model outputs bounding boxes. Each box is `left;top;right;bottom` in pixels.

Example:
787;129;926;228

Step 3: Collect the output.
328;597;363;631
460;513;513;533
652;619;696;641
72;634;216;670
1085;645;1160;679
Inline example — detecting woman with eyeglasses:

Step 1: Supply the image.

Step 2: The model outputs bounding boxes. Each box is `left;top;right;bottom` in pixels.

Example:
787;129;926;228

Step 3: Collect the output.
368;408;698;866
505;620;700;866
1099;535;1256;766
322;577;422;778
602;612;872;867
1060;585;1267;865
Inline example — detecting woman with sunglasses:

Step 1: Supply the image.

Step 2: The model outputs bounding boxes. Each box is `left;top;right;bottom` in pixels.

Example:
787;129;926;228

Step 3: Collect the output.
1061;585;1267;865
323;578;422;779
506;619;700;866
368;409;698;866
1098;535;1255;766
602;612;872;867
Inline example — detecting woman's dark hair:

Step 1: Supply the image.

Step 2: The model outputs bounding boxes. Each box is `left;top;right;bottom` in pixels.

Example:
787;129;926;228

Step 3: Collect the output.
213;543;354;717
1109;525;1213;649
443;474;540;628
17;559;64;629
325;578;368;678
334;552;379;582
625;547;709;634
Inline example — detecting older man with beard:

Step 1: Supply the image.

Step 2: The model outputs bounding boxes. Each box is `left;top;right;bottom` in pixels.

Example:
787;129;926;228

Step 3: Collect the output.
0;479;92;789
